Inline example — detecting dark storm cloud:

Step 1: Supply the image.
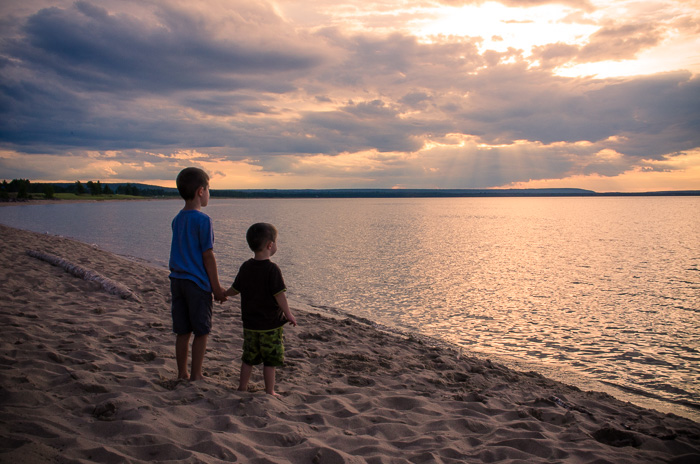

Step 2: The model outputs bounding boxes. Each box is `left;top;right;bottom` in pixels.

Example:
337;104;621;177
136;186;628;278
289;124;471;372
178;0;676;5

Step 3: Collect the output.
300;100;426;154
459;69;700;157
0;0;324;151
183;94;280;117
12;1;318;92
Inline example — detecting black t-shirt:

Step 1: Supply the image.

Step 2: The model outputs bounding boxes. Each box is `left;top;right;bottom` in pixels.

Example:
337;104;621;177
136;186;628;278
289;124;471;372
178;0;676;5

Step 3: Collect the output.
232;258;287;330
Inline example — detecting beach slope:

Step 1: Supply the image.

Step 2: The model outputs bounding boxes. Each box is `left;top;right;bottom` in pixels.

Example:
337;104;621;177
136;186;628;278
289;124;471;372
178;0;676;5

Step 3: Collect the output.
1;224;698;463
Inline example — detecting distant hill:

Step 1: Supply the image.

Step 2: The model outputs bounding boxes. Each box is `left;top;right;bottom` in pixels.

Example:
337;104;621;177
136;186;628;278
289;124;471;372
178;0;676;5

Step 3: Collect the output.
210;188;598;198
209;188;700;198
15;182;700;198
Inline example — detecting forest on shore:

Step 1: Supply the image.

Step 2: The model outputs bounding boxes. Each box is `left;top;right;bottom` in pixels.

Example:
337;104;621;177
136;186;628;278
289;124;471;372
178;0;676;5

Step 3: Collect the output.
0;179;172;201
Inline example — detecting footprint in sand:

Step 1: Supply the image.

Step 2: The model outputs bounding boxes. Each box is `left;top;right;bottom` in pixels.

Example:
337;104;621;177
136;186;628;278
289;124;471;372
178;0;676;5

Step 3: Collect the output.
129;351;156;362
93;401;117;421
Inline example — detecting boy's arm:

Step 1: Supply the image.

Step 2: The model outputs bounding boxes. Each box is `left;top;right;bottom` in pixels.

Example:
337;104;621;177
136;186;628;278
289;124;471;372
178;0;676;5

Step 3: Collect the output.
274;292;296;327
202;249;227;302
225;285;239;297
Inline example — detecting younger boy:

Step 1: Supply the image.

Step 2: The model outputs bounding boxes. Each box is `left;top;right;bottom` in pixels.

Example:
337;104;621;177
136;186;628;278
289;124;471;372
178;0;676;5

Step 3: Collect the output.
169;167;227;381
226;222;297;396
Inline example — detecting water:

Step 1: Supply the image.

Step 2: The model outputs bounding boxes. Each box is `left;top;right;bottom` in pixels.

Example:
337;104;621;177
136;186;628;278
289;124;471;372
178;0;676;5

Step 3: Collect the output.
2;197;699;421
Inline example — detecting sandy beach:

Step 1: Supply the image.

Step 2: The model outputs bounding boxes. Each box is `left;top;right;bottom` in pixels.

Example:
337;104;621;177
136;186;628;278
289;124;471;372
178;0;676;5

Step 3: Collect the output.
1;223;698;463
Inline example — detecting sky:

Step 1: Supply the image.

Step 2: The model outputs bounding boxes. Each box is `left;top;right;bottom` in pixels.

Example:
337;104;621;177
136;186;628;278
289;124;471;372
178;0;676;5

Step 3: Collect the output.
1;0;699;191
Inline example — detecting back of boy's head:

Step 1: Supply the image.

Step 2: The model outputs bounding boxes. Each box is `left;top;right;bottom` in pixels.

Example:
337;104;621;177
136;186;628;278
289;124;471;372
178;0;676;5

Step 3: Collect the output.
246;223;277;252
176;167;209;200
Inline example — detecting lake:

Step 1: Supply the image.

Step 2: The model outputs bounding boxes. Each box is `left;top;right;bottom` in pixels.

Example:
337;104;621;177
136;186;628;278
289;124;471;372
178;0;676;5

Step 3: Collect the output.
1;196;698;421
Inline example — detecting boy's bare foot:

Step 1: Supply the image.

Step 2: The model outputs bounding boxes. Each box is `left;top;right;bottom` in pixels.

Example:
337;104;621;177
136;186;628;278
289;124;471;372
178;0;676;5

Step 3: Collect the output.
177;374;190;380
190;374;205;381
266;391;280;397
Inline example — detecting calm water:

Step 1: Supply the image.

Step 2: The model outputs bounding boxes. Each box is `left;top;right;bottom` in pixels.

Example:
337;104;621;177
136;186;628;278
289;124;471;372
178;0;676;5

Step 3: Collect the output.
2;197;699;421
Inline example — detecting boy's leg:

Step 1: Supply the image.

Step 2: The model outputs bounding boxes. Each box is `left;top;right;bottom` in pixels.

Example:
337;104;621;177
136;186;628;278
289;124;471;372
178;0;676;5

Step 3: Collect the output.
172;278;193;380
176;333;191;380
260;327;283;396
183;279;212;382
263;366;278;396
190;334;208;381
239;362;254;391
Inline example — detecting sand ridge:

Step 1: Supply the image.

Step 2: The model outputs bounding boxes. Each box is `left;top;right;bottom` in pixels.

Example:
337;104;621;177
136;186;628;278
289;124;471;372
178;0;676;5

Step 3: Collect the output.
1;224;698;463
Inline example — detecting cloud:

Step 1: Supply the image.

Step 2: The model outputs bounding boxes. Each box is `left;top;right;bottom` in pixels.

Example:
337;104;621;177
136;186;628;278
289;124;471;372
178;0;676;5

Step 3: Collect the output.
437;0;594;10
532;22;665;67
579;22;664;62
0;0;698;190
1;0;329;152
11;1;323;93
454;68;700;154
507;149;700;192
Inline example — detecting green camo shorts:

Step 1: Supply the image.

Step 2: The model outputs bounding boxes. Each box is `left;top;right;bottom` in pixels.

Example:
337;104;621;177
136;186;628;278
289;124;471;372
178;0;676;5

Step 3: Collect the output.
242;327;285;367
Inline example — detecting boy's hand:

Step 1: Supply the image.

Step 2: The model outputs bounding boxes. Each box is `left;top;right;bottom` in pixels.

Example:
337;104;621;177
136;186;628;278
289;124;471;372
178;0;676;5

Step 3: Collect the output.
213;286;228;303
275;292;296;327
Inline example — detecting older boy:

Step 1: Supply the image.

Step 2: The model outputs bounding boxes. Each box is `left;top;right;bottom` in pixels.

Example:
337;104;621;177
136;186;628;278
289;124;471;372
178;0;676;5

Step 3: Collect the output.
169;167;227;381
226;222;297;396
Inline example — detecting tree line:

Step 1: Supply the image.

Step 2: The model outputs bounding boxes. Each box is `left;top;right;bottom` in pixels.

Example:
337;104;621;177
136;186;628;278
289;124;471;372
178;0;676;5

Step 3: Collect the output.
0;179;157;200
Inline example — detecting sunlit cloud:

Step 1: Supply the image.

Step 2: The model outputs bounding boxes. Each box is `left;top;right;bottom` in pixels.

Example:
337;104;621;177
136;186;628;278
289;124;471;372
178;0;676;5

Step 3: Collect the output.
414;2;596;53
0;0;698;191
506;149;700;192
0;149;152;182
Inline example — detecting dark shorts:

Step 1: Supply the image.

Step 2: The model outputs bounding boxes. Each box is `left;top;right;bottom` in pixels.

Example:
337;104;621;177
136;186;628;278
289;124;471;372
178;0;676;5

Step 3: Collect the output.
242;327;284;367
170;278;213;336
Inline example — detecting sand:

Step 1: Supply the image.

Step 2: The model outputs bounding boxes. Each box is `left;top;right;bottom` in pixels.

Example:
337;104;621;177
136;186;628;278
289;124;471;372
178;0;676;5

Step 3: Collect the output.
1;223;698;463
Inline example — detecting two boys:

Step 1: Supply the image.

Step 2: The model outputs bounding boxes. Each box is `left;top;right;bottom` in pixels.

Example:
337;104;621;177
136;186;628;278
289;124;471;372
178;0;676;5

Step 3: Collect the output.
169;167;295;395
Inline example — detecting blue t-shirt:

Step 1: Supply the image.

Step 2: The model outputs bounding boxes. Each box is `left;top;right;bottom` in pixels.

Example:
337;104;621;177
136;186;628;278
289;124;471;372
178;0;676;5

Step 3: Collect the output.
169;209;214;292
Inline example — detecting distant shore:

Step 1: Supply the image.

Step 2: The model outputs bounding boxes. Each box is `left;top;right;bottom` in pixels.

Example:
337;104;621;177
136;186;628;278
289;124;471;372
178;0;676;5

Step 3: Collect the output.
3;185;699;204
212;188;700;198
2;223;699;463
0;197;167;207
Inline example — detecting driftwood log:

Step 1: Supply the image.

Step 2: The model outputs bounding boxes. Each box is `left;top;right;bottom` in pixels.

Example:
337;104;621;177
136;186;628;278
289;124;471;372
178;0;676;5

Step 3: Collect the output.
26;249;141;302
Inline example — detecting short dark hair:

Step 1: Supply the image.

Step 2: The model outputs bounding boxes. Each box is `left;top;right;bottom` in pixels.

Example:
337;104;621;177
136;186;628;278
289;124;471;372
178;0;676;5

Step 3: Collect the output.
246;223;277;252
176;167;209;200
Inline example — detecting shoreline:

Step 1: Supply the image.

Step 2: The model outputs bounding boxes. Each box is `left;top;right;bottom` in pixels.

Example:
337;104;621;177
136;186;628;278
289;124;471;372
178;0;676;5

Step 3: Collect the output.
1;187;699;208
297;299;700;423
1;223;699;463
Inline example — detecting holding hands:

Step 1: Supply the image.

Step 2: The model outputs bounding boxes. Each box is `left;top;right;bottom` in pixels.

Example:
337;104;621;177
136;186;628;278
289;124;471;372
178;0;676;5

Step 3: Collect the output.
214;286;228;303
